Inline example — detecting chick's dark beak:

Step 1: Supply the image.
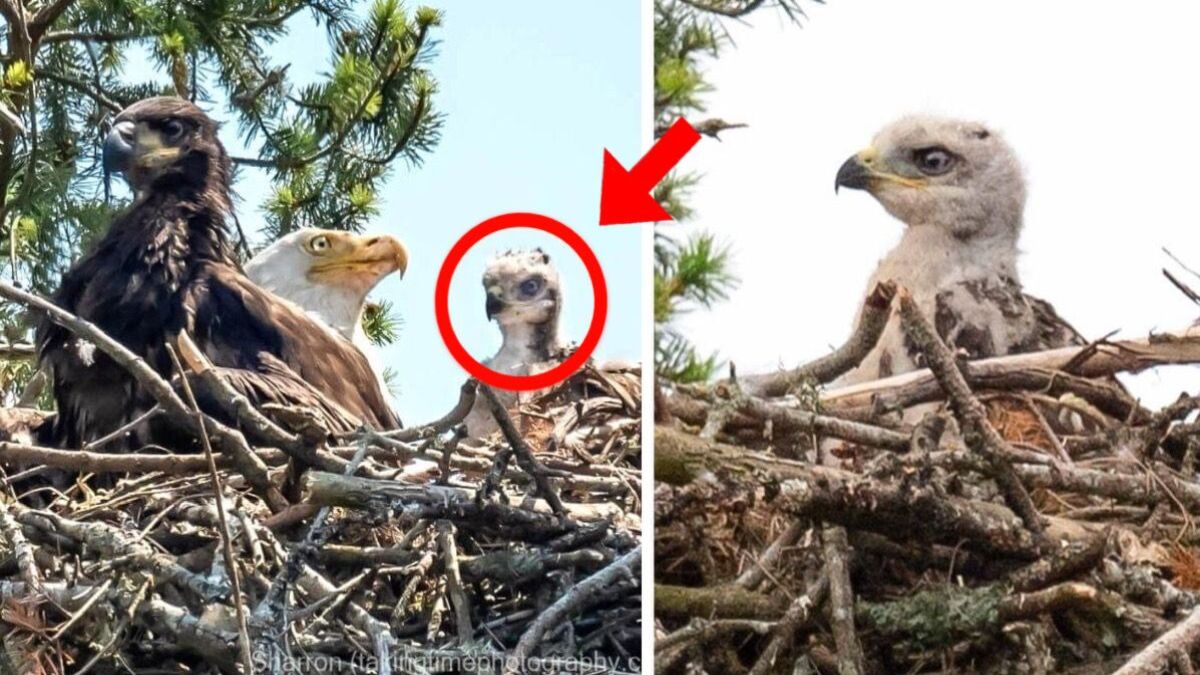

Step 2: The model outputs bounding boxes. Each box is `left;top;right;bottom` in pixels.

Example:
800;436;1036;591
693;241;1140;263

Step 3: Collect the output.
103;121;136;174
835;154;872;193
486;292;504;320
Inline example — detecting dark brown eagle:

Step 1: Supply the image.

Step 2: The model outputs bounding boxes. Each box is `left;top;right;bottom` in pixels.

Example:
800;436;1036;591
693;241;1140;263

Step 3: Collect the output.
37;97;399;449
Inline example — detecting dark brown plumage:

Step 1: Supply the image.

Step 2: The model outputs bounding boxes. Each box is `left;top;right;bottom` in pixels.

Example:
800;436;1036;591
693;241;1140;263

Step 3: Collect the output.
37;97;398;449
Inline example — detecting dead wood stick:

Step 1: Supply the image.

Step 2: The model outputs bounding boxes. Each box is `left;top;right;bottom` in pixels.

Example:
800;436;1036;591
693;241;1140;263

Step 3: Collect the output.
505;545;640;674
0;341;35;359
0;500;40;593
0;580;238;670
70;578;151;675
822;324;1200;410
735;520;805;590
0;440;217;473
822;525;866;674
250;523;396;660
459;548;607;583
252;436;374;671
664;366;1141;429
746;570;830;675
741;281;896;396
657;618;777;660
167;342;253;673
1113;605;1200;675
80;404;162;452
480;385;568;518
139;593;240;671
15;507;227;600
656;426;1092;557
438;520;474;643
301;470;617;524
655;583;791;622
1007;535;1107;593
356;434;633;493
897;288;1045;536
16;368;46;407
737;396;910;450
1019;463;1200;512
660;580;1152;652
379;378;477;442
391;537;436;629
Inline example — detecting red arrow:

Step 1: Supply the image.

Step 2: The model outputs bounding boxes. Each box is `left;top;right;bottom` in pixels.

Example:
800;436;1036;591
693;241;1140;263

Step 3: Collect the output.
599;118;702;226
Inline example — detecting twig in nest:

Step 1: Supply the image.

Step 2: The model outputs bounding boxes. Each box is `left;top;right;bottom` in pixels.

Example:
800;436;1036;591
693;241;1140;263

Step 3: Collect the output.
0;501;41;593
896;287;1045;537
735;520;804;591
1164;269;1200;308
505;545;641;674
437;520;473;643
379;378;477;442
821;525;866;675
0;440;213;474
1111;604;1200;675
741;281;897;397
79;404;162;452
166;342;254;674
479;385;569;519
745;570;830;675
251;435;375;664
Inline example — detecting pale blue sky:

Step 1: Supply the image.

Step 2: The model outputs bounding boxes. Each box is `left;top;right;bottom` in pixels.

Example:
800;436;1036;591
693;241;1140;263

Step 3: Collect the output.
125;1;642;423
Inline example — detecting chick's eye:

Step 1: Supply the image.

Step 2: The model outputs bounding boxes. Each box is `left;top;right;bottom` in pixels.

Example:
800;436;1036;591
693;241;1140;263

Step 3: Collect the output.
308;236;330;252
913;148;955;175
162;119;184;140
519;278;542;296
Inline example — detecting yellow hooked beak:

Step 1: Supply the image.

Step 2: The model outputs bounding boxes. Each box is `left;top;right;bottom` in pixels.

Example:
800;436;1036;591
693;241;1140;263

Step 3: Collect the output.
835;147;928;193
308;232;409;289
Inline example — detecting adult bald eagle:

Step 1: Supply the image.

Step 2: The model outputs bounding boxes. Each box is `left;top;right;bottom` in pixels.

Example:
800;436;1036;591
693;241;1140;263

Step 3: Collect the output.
245;228;407;397
833;115;1085;386
37;97;399;449
463;248;563;438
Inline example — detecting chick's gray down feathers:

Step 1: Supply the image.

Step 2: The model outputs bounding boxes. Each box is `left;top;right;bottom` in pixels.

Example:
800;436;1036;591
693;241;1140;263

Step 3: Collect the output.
464;249;563;438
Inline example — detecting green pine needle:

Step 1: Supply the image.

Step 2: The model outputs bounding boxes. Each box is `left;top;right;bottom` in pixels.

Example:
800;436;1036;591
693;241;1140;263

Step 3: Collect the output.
362;299;403;347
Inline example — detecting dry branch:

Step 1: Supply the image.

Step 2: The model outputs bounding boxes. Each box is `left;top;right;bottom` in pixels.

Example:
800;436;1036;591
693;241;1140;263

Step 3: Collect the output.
822;324;1200;410
740;281;896;396
896;287;1044;536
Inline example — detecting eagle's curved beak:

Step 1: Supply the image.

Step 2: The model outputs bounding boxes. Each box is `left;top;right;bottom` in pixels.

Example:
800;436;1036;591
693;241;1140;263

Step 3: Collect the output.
365;235;409;280
834;154;873;193
103;121;136;174
485;290;504;320
308;233;408;291
835;147;928;194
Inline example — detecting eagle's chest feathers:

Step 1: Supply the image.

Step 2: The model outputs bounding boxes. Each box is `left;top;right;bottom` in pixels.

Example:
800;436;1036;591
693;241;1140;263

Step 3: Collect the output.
840;226;1039;384
68;199;225;363
486;321;559;376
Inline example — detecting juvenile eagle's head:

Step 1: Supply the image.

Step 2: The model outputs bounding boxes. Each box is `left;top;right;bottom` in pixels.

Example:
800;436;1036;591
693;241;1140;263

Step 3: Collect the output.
483;249;561;346
245;228;409;340
835;115;1025;240
103;97;230;201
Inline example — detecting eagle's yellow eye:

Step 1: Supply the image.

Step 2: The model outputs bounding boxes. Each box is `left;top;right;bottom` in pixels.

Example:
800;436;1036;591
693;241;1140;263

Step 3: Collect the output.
308;235;330;253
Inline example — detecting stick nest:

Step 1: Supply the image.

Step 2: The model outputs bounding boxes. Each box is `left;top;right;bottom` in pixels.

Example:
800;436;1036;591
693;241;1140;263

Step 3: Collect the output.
0;362;642;674
655;283;1200;675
